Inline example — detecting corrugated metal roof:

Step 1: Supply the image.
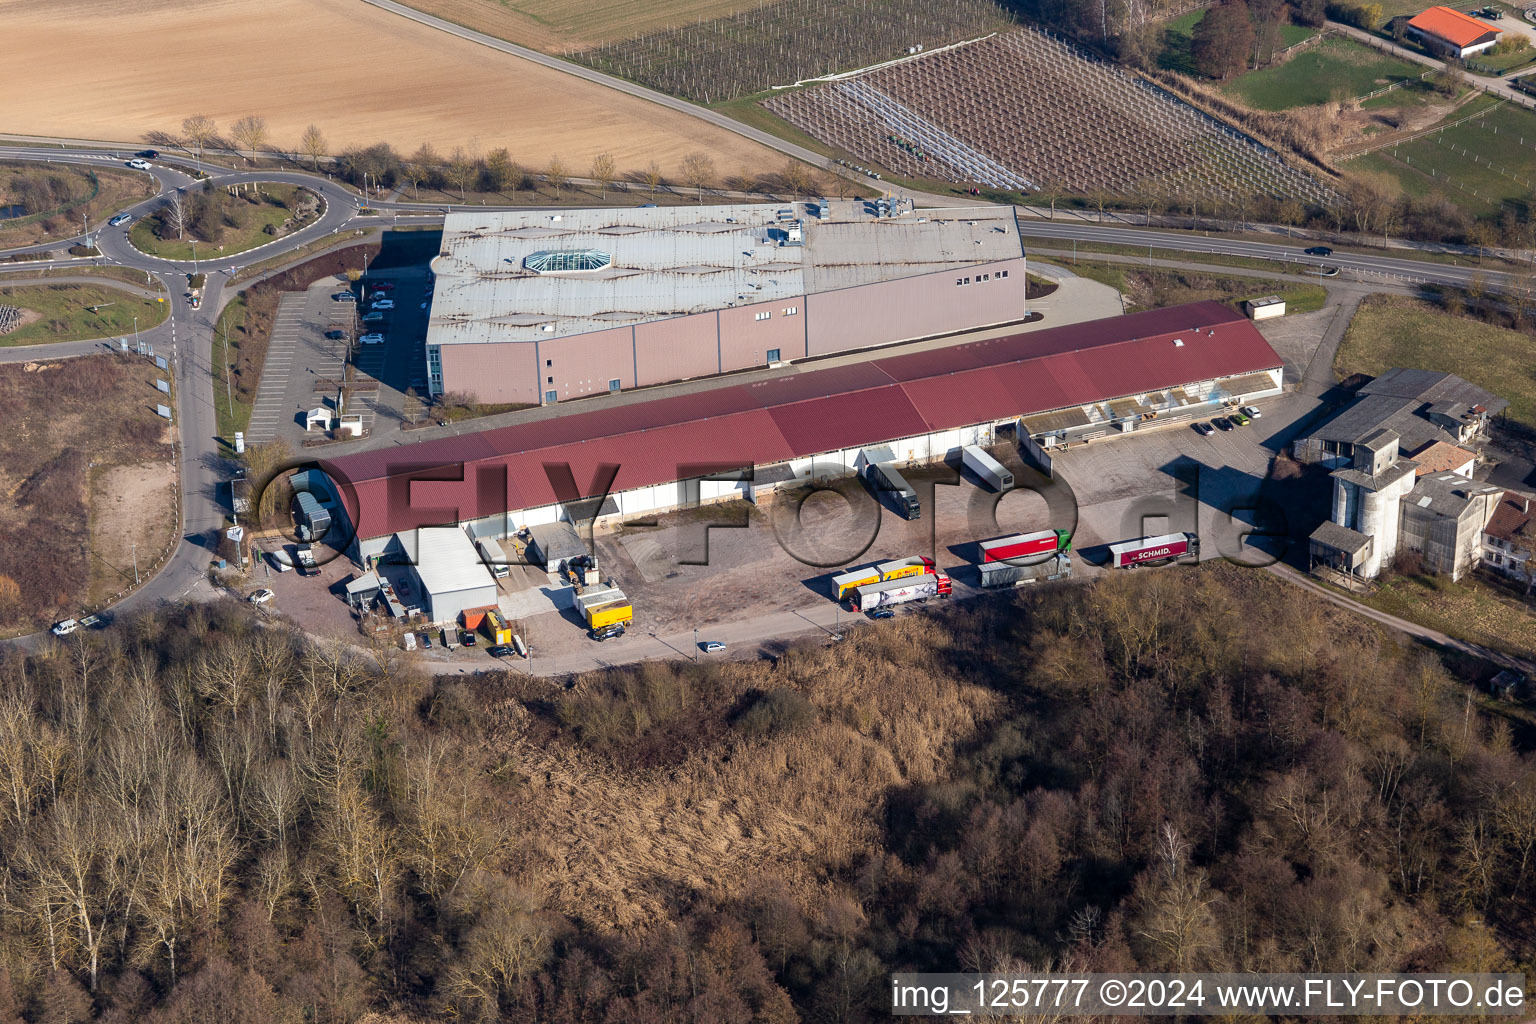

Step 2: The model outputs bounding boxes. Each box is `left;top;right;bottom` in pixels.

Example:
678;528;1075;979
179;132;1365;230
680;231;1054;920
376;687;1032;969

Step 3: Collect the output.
402;527;496;596
428;202;1022;346
327;301;1283;539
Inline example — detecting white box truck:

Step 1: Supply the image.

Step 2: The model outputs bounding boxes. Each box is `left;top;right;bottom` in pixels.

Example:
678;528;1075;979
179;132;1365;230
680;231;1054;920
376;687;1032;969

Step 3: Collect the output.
477;537;511;579
961;445;1013;492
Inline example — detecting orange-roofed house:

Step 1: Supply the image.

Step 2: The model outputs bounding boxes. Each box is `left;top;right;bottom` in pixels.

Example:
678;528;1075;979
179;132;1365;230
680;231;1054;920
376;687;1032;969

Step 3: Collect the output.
1409;439;1477;477
1407;6;1502;58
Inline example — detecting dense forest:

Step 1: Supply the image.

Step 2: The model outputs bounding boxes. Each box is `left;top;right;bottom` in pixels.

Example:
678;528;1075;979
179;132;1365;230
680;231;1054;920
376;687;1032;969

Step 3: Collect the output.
0;564;1530;1022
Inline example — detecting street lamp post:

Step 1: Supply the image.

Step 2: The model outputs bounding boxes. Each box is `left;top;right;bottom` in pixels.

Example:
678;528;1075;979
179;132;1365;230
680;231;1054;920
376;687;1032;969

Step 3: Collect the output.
133;316;139;350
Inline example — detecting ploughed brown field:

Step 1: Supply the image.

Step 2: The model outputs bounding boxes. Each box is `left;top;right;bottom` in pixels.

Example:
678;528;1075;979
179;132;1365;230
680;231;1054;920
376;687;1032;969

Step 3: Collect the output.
0;0;777;177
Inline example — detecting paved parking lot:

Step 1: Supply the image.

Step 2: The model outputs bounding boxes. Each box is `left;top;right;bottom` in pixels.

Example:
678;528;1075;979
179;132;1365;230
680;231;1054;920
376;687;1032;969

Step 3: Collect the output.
245;268;434;445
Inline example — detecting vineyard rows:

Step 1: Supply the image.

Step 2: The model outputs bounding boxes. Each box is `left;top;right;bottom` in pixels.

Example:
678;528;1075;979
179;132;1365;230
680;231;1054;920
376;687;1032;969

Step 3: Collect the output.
572;0;1012;103
766;28;1336;204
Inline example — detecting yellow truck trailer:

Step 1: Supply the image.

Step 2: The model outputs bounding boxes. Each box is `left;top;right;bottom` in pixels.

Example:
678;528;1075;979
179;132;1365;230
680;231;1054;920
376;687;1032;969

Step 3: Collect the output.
830;556;935;599
576;587;633;629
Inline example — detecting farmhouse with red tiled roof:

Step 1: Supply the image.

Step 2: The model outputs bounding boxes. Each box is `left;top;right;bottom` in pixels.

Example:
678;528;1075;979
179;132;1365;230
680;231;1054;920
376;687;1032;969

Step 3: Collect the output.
1407;6;1502;58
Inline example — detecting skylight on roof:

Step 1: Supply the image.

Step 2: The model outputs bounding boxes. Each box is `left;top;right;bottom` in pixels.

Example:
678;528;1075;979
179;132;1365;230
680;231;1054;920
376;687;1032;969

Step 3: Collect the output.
525;249;612;273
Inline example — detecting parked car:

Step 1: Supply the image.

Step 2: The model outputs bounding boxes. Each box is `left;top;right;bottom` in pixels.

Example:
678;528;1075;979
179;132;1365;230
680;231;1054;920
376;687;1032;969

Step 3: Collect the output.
1213;417;1234;431
126;158;151;170
359;333;385;345
369;281;395;291
486;644;515;658
869;608;896;619
1303;245;1332;256
1230;411;1251;426
461;629;477;647
333;291;357;302
361;311;385;323
248;588;275;605
51;619;79;636
108;213;133;227
420;632;432;649
702;640;727;653
370;299;395;310
403;632;416;652
591;623;626;642
1192;421;1215;436
79;613;111;630
1240;405;1263;419
324;329;346;340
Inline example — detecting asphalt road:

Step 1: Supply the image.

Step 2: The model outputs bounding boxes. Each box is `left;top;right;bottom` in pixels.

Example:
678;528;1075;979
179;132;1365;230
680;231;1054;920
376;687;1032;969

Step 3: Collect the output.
2;143;1530;674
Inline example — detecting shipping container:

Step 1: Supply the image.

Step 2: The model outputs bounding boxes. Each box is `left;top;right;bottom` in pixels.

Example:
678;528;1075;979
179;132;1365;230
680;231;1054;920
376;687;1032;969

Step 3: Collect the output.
1108;532;1199;569
484;609;513;645
979;553;1071;588
980;529;1070;563
577;587;634;629
850;571;952;612
961;445;1014;492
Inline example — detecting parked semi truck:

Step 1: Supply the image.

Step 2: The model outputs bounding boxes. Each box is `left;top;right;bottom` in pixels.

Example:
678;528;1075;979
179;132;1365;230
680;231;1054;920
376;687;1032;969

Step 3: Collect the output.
863;460;920;519
477;537;511;579
1108;532;1199;569
961;444;1014;492
980;553;1071;588
980;529;1071;563
576;587;633;629
830;555;935;600
849;571;952;612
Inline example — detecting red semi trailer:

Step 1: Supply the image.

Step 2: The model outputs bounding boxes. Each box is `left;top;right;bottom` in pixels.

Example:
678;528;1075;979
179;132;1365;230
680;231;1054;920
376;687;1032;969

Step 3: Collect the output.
980;529;1071;562
1108;532;1199;568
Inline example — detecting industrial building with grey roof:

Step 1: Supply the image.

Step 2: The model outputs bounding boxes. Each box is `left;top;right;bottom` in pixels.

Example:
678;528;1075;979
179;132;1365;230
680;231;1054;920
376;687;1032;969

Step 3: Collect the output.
423;201;1029;405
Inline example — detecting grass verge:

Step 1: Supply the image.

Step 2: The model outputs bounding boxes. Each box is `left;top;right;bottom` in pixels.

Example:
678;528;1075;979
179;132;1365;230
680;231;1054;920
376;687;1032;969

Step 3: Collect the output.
1061;259;1328;313
1334;293;1536;427
129;183;318;261
1222;35;1421;110
1356;570;1536;662
0;283;169;346
214;295;253;439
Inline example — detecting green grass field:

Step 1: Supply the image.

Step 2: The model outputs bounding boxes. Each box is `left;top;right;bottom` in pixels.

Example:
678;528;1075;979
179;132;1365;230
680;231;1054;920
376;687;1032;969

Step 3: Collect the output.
0;284;169;347
1335;293;1536;426
130;184;315;261
1348;97;1536;214
1058;260;1328;314
213;295;252;440
1221;36;1421;110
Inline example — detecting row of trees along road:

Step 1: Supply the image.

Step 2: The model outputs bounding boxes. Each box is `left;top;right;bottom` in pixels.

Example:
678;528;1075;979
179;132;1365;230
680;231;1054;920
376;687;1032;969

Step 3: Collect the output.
153;118;824;203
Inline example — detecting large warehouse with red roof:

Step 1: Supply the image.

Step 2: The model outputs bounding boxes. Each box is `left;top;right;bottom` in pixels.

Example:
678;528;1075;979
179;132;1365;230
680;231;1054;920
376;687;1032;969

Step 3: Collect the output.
319;300;1285;564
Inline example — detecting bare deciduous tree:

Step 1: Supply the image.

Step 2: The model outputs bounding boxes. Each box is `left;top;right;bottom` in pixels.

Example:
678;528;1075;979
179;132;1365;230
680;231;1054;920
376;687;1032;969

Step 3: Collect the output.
680;152;715;203
446;147;476;200
545;154;570;197
484;147;515;193
181;115;218;172
231;116;268;165
588;152;617;200
299;124;327;171
639;160;664;196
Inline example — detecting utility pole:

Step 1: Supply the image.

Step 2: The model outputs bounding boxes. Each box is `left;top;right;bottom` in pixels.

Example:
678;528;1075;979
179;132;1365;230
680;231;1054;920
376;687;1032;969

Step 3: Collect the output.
133;315;139;350
132;542;139;585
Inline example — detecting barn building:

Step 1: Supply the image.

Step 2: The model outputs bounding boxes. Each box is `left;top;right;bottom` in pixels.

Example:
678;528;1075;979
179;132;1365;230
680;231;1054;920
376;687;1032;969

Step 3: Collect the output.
321;301;1284;567
1406;6;1502;58
423;201;1029;404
